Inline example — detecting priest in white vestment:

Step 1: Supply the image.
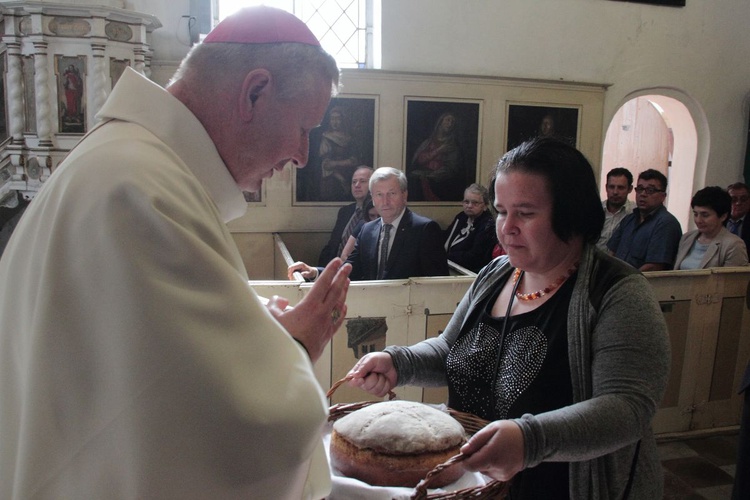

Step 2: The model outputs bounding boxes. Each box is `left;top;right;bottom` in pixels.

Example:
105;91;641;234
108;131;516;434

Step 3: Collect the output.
0;7;350;499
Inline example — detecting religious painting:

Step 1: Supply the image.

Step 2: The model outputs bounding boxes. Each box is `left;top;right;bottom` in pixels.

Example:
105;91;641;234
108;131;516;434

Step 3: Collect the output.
21;55;35;135
404;99;480;203
506;104;580;151
55;55;86;134
0;51;8;144
329;316;387;405
109;58;130;89
295;96;376;203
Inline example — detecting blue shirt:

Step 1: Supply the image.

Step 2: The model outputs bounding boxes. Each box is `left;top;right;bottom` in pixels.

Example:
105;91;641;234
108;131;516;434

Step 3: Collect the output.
607;205;682;269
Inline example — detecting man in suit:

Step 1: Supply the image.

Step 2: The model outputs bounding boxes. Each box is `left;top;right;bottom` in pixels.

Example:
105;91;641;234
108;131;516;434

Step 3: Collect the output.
318;165;373;265
727;182;750;252
289;167;449;280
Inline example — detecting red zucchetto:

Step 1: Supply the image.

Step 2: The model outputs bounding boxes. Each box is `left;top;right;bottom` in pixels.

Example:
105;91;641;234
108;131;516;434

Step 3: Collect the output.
203;5;320;47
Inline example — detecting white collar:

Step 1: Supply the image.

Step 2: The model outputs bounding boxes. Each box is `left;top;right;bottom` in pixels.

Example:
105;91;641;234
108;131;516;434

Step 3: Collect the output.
382;208;406;231
96;68;246;223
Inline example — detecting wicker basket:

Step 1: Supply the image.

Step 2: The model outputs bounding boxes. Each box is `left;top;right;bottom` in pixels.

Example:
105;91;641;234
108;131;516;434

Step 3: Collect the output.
327;377;510;500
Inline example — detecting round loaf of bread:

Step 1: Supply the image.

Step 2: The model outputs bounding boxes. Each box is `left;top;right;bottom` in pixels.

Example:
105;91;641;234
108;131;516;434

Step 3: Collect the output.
330;400;466;488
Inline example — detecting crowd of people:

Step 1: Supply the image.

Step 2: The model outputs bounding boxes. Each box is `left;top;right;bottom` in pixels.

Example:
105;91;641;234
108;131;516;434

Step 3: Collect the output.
296;159;750;285
312;143;749;498
0;6;746;500
602;168;749;270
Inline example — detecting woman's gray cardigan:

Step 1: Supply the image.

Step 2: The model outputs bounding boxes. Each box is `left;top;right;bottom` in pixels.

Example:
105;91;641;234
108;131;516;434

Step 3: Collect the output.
385;245;670;499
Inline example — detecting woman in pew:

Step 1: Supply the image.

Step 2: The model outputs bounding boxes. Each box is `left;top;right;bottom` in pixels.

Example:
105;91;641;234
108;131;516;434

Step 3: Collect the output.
339;199;377;261
346;137;670;500
674;186;749;270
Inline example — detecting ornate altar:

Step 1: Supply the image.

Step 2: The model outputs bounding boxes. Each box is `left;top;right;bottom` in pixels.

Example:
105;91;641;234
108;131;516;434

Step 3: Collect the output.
0;0;161;207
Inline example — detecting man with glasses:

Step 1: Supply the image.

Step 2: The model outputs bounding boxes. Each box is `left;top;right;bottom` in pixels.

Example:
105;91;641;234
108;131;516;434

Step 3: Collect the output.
607;169;682;271
596;167;636;250
443;183;498;272
727;182;750;252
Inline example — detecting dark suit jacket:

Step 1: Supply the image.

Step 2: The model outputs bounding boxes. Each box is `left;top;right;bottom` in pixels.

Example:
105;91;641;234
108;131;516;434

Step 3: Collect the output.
739;219;750;253
444;210;497;273
345;208;449;280
318;202;357;266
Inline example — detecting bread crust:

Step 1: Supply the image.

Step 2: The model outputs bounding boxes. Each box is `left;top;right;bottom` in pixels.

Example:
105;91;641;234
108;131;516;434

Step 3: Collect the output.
330;429;464;487
330;401;466;487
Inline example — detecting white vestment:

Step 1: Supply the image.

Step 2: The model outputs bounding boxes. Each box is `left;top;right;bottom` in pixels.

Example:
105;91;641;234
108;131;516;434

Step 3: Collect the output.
0;68;330;499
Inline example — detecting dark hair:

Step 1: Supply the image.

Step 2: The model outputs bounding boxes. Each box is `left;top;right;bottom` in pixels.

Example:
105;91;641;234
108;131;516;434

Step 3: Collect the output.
606;167;633;186
638;169;668;191
728;182;749;193
489;136;604;244
691;186;732;219
363;198;376;221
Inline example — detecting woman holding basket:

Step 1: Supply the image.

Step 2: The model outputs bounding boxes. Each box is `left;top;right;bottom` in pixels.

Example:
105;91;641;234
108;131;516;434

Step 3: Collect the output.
347;137;670;500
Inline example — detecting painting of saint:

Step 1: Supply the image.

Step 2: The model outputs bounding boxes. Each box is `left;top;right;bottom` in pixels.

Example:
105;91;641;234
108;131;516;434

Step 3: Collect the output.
506;104;579;151
295;97;375;203
56;56;86;134
405;100;480;203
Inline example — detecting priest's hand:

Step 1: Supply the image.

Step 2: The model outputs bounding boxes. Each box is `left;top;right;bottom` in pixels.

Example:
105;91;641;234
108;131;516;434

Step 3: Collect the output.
270;258;351;362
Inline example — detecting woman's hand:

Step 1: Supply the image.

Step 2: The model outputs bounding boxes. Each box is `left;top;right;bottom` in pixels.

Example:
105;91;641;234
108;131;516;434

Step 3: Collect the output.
459;420;526;482
346;352;398;397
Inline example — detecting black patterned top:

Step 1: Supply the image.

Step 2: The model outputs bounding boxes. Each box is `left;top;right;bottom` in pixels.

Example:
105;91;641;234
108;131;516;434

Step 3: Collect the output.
446;272;577;500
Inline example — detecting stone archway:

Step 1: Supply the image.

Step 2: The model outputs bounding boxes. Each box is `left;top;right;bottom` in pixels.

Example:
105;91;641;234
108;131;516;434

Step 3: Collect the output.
601;92;703;232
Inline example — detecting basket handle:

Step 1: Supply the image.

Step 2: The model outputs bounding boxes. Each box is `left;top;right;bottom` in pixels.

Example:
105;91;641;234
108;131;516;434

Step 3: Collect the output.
326;374;397;400
411;452;511;499
411;452;469;497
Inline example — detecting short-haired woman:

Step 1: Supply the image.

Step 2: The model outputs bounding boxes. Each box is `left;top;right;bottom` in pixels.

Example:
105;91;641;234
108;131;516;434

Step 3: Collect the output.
347;137;670;499
674;186;749;269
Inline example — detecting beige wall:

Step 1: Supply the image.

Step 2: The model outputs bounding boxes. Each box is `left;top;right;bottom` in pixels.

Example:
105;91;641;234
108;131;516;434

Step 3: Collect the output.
137;0;750;237
380;0;750;190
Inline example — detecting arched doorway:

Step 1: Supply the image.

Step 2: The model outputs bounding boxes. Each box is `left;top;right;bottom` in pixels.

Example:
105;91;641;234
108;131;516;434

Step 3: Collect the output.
601;92;705;231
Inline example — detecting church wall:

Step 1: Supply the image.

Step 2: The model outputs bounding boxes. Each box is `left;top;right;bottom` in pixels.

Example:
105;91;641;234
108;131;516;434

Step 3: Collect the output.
134;1;750;237
380;0;750;188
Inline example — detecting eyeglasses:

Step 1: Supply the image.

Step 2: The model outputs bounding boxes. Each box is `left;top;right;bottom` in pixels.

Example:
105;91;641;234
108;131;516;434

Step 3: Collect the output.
634;186;665;195
731;196;750;204
462;200;484;206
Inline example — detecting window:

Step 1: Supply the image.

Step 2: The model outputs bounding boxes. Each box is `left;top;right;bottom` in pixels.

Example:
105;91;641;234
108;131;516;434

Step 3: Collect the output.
214;0;378;69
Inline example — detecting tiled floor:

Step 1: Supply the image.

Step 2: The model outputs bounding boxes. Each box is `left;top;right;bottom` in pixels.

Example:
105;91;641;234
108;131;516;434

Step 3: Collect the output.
659;430;739;499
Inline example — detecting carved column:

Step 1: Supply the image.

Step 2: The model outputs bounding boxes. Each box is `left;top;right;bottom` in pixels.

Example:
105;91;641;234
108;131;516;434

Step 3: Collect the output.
90;43;108;118
4;40;25;146
133;46;147;75
32;40;52;146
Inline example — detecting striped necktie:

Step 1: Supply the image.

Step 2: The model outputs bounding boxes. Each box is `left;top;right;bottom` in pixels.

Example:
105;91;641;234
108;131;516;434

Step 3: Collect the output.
377;223;392;279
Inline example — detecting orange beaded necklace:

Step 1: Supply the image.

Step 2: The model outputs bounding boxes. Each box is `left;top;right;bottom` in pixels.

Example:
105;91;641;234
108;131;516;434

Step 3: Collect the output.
512;262;580;301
